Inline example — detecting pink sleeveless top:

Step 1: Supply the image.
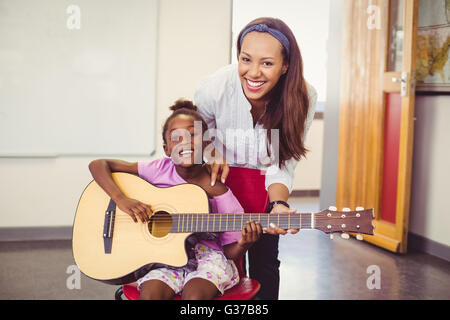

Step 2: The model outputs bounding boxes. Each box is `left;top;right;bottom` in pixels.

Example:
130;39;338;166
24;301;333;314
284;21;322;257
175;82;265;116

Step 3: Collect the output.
137;157;243;251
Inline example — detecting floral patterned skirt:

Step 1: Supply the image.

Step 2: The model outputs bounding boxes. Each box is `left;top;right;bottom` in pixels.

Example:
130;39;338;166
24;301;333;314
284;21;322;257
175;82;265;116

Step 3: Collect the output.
137;243;240;295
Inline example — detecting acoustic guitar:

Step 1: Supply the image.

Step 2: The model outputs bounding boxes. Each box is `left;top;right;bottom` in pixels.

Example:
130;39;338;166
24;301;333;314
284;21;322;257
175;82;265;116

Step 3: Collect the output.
72;173;374;285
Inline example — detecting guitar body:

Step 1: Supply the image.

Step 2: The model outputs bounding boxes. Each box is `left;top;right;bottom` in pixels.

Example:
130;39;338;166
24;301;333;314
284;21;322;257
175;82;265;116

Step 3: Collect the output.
72;173;210;284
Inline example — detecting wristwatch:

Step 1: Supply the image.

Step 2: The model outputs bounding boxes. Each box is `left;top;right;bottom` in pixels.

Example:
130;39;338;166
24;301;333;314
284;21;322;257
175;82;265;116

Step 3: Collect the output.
267;200;290;213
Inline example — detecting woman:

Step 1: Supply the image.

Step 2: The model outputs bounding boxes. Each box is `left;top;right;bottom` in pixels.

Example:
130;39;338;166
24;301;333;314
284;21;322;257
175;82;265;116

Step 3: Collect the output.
194;17;317;300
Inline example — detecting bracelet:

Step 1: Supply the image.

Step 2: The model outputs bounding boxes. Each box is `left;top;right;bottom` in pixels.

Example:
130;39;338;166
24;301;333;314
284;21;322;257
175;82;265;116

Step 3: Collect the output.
267;200;290;212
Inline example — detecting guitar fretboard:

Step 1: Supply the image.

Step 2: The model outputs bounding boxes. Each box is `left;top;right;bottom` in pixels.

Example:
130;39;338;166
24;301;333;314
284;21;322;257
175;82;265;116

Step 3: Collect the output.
169;213;314;233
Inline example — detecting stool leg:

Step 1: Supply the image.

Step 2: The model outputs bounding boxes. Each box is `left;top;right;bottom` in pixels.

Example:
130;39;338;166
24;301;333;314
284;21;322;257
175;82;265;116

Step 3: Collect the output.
114;286;124;300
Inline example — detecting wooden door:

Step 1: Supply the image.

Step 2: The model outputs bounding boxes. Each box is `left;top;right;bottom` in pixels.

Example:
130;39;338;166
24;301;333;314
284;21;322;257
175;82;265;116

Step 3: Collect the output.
336;0;418;253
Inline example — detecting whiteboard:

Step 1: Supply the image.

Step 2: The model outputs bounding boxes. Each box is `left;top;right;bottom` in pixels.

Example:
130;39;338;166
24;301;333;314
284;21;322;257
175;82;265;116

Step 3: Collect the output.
0;0;157;156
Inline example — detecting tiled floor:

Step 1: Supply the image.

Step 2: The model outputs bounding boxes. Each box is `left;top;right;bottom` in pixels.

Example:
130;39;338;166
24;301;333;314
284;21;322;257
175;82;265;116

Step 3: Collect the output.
0;197;449;300
281;197;450;299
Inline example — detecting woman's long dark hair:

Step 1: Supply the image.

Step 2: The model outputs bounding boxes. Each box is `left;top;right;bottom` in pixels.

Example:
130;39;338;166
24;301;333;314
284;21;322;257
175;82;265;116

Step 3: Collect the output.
236;17;310;167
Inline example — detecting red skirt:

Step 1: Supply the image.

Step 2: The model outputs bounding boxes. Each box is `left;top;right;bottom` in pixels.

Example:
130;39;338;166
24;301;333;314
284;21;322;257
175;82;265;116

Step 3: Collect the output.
224;166;269;214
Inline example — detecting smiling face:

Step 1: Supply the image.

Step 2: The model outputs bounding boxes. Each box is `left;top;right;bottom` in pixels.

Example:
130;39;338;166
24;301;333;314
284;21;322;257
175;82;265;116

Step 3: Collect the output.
238;31;288;106
163;115;204;167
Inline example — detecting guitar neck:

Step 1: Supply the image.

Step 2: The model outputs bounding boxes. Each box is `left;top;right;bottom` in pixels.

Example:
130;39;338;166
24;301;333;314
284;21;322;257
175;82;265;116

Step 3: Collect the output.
169;213;315;233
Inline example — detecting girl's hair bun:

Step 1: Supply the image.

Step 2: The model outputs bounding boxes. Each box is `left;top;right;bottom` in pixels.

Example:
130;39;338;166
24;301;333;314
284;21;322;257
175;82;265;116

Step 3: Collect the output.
169;99;198;112
162;98;206;144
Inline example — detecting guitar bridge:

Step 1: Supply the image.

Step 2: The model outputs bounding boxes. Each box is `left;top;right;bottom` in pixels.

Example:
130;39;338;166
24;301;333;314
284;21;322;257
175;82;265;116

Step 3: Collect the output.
103;199;116;254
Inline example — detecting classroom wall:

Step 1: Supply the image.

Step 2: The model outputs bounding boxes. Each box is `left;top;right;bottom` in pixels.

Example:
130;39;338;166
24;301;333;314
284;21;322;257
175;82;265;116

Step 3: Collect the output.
409;95;450;247
293;119;323;191
320;0;343;208
0;0;325;231
0;0;232;228
0;0;326;232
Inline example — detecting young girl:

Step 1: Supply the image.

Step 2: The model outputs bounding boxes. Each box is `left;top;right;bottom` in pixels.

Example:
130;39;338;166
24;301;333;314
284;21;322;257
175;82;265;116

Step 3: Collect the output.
88;99;262;300
194;17;318;299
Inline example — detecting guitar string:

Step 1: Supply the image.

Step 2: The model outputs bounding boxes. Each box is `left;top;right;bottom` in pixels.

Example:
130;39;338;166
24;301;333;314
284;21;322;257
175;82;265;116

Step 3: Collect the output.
108;221;366;233
111;212;372;223
111;216;369;222
109;214;365;232
111;214;370;221
109;211;371;217
111;215;370;230
111;211;371;218
111;218;370;231
111;218;368;226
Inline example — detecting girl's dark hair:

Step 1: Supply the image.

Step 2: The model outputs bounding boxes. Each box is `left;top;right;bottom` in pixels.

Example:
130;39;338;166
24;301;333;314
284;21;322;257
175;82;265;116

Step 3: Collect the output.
162;99;208;144
236;17;310;166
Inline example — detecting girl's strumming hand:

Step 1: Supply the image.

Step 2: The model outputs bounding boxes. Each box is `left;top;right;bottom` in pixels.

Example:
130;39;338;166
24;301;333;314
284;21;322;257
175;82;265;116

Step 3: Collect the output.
116;196;153;223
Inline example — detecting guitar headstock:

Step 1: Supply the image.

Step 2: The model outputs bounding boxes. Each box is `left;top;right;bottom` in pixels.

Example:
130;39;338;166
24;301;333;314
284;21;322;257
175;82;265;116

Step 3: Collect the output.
315;206;375;240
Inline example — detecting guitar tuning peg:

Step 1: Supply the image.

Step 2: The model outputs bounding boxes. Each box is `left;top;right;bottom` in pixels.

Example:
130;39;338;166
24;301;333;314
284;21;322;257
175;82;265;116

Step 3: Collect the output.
341;233;350;239
356;206;364;211
328;206;337;211
342;207;351;212
356;234;364;241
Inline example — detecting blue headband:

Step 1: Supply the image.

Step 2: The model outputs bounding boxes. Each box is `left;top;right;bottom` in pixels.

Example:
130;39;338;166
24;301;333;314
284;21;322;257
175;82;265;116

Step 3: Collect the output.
239;24;290;58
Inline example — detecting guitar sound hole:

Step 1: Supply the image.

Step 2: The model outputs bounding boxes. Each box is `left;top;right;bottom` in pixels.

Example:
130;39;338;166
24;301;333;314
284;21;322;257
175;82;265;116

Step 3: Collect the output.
148;211;173;238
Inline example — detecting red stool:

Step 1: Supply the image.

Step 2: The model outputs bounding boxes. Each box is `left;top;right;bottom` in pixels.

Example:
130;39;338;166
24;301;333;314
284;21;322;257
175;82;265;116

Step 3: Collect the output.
115;257;260;300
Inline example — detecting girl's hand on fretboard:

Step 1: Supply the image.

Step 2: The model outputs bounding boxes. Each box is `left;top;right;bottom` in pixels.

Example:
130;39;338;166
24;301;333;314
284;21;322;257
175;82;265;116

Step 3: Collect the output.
238;221;263;249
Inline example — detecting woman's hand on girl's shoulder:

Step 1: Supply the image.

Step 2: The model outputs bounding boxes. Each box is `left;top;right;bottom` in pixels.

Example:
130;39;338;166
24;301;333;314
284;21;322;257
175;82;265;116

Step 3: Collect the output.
204;179;229;198
204;147;229;186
